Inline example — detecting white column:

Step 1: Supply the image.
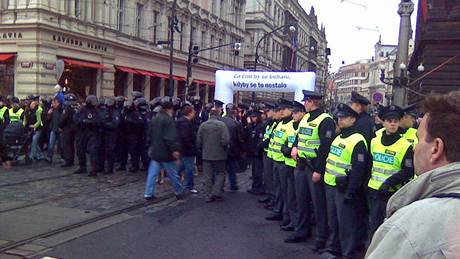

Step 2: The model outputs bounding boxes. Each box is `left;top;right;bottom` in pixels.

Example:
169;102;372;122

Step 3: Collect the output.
126;73;133;97
17;0;28;9
159;79;165;96
143;76;151;99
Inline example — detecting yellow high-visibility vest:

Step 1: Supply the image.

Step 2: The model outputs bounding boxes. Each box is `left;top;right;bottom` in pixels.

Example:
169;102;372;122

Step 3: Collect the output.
324;133;367;186
297;113;331;159
8;108;24;123
368;135;412;190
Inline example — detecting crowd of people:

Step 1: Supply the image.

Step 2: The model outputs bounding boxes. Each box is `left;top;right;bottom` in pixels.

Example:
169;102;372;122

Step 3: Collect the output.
1;87;459;258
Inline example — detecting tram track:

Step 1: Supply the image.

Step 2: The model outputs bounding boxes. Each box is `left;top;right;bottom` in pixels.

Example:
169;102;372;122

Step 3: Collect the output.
0;172;74;188
0;192;176;253
0;174;144;213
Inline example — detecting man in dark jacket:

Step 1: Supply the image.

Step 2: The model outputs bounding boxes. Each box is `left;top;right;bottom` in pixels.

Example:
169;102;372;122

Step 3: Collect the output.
144;97;184;201
197;108;230;202
247;110;266;195
176;105;198;193
220;103;244;191
46;97;62;163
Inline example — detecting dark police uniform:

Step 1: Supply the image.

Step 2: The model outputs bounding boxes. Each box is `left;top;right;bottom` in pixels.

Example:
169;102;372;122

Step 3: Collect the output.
367;105;414;237
59;94;78;167
291;90;336;247
324;103;369;258
73;95;102;176
247;110;266;194
102;98;120;174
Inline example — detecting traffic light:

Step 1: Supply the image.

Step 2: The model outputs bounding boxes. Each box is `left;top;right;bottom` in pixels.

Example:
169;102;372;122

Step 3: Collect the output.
192;45;199;63
233;42;241;56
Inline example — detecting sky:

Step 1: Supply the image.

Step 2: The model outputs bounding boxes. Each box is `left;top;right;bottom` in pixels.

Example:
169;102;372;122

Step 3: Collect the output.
298;0;419;72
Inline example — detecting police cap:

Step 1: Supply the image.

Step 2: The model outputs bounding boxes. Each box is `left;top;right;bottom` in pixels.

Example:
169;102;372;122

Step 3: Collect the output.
292;101;306;113
381;105;404;120
277;98;293;109
301;90;324;102
264;102;276;110
351;91;370;105
213;99;224;108
248;110;262;117
336;103;358;118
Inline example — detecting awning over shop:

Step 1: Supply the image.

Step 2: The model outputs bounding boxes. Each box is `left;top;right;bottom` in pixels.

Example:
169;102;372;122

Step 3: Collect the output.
115;65;185;81
0;54;15;61
62;58;105;69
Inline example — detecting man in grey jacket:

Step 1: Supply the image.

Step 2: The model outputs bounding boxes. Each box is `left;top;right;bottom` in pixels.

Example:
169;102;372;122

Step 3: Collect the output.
366;90;460;258
197;108;230;203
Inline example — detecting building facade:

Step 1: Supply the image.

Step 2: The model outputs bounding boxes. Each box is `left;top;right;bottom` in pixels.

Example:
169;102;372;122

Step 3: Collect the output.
367;39;397;106
333;59;370;103
0;0;246;101
242;0;328;102
408;0;460;103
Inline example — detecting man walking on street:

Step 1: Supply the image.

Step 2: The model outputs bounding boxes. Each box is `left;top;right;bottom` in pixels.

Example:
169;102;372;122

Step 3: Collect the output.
366;90;460;258
144;97;185;201
197;108;230;203
177;105;199;194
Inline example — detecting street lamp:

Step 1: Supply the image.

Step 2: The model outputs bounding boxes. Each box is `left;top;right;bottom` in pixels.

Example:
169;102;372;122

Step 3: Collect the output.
253;24;296;102
254;24;296;72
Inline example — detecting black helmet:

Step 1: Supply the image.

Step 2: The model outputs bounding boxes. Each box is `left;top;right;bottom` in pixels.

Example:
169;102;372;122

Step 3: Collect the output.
132;91;143;100
115;96;125;103
12;97;19;104
85;95;98;107
172;97;181;110
98;97;106;106
160;96;174;109
134;97;148;107
123;100;134;109
64;93;77;102
150;97;162;108
105;97;115;107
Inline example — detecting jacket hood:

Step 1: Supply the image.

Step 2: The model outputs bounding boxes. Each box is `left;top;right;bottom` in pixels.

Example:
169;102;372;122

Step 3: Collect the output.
387;162;460;217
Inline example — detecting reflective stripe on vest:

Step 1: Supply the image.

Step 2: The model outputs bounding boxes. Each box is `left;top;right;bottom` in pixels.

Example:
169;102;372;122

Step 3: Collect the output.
267;121;280;159
324;133;367;186
8;108;24;123
0;106;7;121
297;112;331;159
284;121;298;168
263;121;276;152
368;135;412;190
402;128;418;146
271;119;292;162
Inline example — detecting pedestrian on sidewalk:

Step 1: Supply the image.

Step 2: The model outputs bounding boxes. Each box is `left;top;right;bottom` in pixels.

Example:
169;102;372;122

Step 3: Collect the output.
197;108;230;203
144;97;185;201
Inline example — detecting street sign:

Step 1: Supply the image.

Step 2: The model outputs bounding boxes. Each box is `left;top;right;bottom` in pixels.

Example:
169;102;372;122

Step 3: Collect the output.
373;92;383;103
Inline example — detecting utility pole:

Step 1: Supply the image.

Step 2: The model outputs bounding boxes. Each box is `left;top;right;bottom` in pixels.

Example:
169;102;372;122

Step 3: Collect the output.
185;20;193;97
393;0;414;106
168;0;177;97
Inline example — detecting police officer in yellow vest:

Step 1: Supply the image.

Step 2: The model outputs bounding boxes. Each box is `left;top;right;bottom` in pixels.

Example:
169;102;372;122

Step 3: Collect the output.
367;105;414;238
258;102;279;206
281;100;309;242
0;96;10;129
8;97;25;125
400;103;418;145
265;99;294;222
323;103;369;259
290;90;336;248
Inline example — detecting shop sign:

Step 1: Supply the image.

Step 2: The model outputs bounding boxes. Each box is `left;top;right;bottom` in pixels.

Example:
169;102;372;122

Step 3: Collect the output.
52;34;108;52
0;32;23;40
